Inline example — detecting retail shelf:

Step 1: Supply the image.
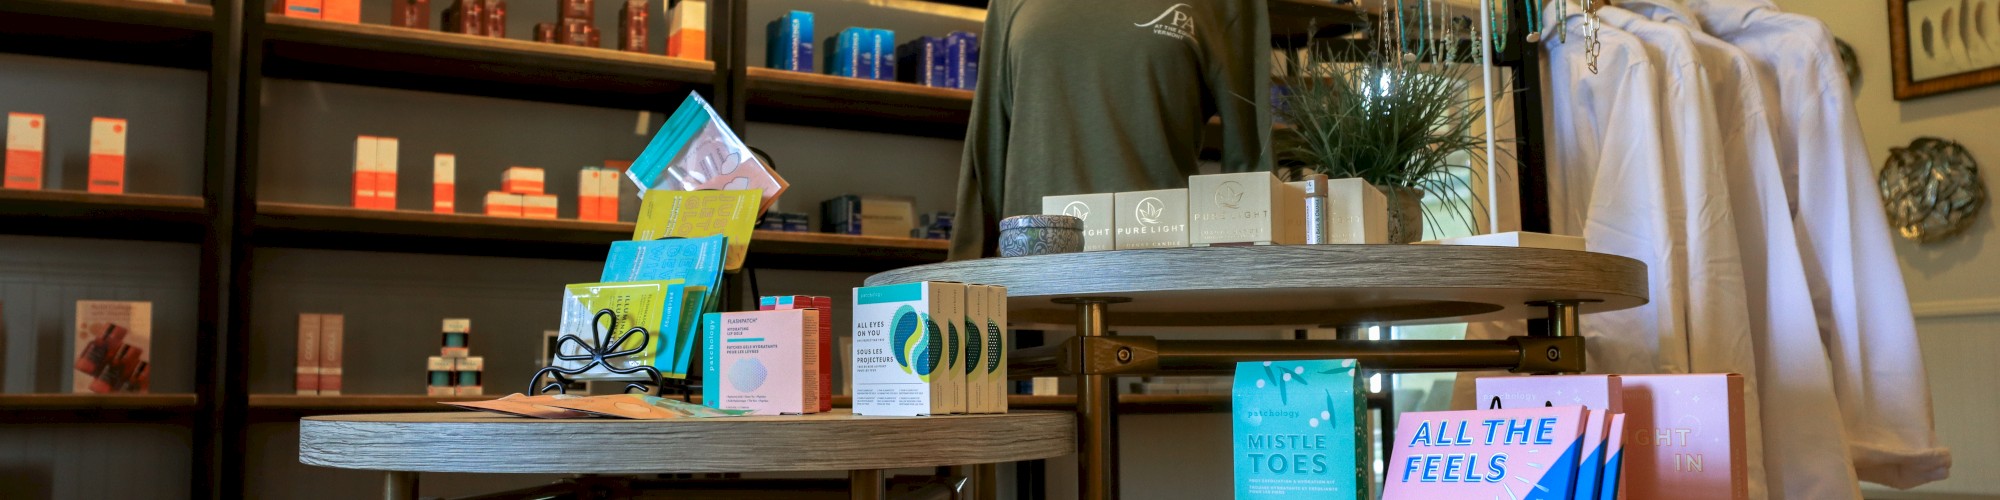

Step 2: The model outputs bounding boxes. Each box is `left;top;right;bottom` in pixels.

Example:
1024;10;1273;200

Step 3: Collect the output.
252;202;947;271
745;67;975;138
262;16;714;111
0;0;212;69
0;189;208;242
248;393;1233;420
0;393;200;423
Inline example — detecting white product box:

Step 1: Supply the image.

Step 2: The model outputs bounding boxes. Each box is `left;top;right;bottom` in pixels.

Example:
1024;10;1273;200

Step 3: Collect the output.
1323;178;1387;244
1042;193;1115;251
980;284;1008;413
502;166;545;195
352;136;377;208
87;117;127;194
851;281;961;416
524;193;559;219
1189;172;1303;246
1417;231;1587;251
1113;189;1189;249
373;137;399;210
433;154;456;213
5;113;45;190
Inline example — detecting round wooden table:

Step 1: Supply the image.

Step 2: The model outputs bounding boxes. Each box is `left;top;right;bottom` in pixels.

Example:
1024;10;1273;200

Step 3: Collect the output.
300;409;1076;499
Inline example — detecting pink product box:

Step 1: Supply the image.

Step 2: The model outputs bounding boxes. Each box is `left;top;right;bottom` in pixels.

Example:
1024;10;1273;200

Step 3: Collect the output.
296;314;321;395
1383;405;1590;500
318;314;345;395
1621;374;1747;500
704;308;817;415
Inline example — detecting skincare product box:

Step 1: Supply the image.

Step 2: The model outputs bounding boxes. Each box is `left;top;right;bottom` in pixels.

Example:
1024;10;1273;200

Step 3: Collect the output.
272;0;323;18
969;284;1009;413
761;295;834;412
321;0;359;23
945;31;978;89
524;194;558;219
666;0;707;59
87;117;126;194
390;0;429;28
822;194;916;238
319;313;344;395
1322;178;1387;244
352;136;377;208
1475;374;1624;414
441;318;472;358
1417;231;1587;251
296;314;321;395
701;309;819;415
765;11;815;72
962;284;987;414
6;113;45;190
897;37;948;86
579;168;605;221
433;154;455;213
1232;359;1367;499
443;0;481;34
824;27;867;78
557;0;591;23
597;166;620;220
1113;189;1189;249
869;29;897;81
484;0;507;38
427;356;455;396
374;137;399;209
1190;172;1304;246
1621;374;1748;500
455;356;484;396
852;281;962;416
1382;406;1589;499
485;191;524;217
1031;377;1058;396
502;166;545;194
1042;193;1114;251
72;301;152;394
617;0;647;52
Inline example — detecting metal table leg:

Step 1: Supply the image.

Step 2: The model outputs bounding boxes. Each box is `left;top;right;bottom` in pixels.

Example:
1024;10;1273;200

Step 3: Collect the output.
1528;300;1594;337
850;469;885;500
974;463;999;500
1056;297;1129;500
383;471;418;500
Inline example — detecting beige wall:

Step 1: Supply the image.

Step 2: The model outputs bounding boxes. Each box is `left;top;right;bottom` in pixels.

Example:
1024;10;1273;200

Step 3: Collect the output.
1771;0;2000;496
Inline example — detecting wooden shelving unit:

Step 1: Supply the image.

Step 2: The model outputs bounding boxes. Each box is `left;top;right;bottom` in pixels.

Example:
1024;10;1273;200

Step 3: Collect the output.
746;67;975;138
0;0;212;69
0;393;200;423
244;393;1231;421
0;190;208;242
254;202;947;270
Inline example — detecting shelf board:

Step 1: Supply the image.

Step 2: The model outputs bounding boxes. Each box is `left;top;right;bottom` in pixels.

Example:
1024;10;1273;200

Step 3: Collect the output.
0;189;207;242
262;16;714;111
0;0;212;69
248;393;1229;420
0;393;199;423
253;202;947;270
746;67;974;138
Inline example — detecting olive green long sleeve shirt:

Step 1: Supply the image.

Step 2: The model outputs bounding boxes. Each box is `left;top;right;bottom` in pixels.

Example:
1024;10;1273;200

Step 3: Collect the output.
950;0;1273;259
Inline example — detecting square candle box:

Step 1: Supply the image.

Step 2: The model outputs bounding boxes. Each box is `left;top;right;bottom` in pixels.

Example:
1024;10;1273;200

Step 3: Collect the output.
433;154;455;213
1042;193;1114;251
851;281;962;416
701;309;819;415
1113;189;1189;249
1321;178;1386;244
1621;373;1748;500
87;117;127;194
1190;172;1304;246
6;112;47;190
441;318;471;357
454;356;484;396
760;295;833;413
426;356;455;396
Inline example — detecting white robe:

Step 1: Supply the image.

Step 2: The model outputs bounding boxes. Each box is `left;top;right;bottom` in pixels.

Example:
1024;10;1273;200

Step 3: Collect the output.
1687;0;1951;488
1625;1;1862;497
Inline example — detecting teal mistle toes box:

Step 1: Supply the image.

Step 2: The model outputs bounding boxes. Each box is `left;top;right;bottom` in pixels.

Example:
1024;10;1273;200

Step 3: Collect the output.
1233;359;1369;499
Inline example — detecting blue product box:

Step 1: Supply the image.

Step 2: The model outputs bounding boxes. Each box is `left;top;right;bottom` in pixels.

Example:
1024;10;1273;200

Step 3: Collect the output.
764;11;814;72
821;195;861;234
870;29;897;81
824;28;867;78
1233;359;1368;499
897;37;948;86
945;31;979;89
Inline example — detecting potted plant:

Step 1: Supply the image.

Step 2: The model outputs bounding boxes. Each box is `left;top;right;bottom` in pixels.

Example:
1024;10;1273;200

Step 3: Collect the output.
1272;42;1496;243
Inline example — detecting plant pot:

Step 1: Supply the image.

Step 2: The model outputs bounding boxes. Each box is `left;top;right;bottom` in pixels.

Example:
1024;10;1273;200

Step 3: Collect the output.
1382;187;1425;244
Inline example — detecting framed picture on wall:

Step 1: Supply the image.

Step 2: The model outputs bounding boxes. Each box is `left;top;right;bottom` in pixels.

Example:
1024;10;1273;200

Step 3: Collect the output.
1889;0;2000;99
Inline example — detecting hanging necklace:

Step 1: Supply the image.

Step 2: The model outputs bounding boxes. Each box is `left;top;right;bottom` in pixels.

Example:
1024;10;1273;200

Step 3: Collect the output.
1583;0;1603;74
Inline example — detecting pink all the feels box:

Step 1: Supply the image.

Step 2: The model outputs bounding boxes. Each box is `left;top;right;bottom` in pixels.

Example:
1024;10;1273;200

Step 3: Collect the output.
1621;373;1747;500
1476;374;1623;498
1382;405;1589;500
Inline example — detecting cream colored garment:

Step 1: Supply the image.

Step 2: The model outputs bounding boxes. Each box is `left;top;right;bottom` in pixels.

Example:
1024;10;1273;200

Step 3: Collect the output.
1688;0;1950;488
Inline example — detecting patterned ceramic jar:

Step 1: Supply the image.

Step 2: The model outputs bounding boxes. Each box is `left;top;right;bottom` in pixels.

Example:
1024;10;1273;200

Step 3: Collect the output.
998;215;1085;257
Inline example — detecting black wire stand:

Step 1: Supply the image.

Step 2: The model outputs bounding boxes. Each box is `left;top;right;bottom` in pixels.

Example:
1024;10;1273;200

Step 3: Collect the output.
530;308;673;397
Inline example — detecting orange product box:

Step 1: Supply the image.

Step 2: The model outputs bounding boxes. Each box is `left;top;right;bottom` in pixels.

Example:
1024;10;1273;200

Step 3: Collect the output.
598;166;621;220
373;137;399;210
88;117;127;194
321;0;360;23
319;314;344;395
501;166;544;194
666;0;707;60
296;314;321;395
484;191;523;217
577;168;601;221
524;193;558;219
352;136;378;208
433;154;456;213
272;0;323;18
5;113;45;190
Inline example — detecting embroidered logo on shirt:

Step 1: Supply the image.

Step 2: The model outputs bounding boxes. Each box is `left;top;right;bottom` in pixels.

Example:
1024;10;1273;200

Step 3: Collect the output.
1135;3;1197;42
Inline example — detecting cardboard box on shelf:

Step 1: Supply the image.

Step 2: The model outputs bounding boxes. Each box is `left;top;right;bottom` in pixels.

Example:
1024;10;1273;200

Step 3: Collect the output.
433;154;456;213
502;166;545;194
427;356;455;396
617;0;648;53
372;137;400;210
6;113;46;190
73;301;152;394
454;356;484;396
524;194;558;219
484;191;524;217
666;0;707;60
296;314;321;395
87;117;127;194
441;318;472;357
389;0;429;28
352;136;377;208
272;0;323;19
319;314;344;395
321;0;359;23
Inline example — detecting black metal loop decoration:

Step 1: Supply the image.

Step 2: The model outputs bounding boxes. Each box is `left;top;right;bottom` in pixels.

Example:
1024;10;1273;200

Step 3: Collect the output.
530;308;665;396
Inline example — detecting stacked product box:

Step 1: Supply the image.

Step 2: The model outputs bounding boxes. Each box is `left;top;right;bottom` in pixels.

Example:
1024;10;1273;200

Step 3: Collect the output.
296;313;346;395
945;31;978;89
756;211;811;232
824;27;894;80
851;281;1008;416
428;318;485;396
1042;193;1114;251
701;308;820;415
666;0;707;59
87;117;127;194
578;167;621;222
6;113;45;190
822;194;915;238
444;0;506;37
617;0;647;52
491;167;556;219
352;136;400;210
896;37;949;87
761;295;833;412
765;11;815;72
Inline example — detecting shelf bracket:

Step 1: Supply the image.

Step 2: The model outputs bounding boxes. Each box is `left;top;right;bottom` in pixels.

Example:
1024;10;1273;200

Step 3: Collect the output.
1078;336;1160;376
1509;335;1586;374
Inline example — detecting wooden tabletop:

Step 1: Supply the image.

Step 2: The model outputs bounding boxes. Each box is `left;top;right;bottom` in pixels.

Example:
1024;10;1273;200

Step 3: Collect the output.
867;245;1649;327
299;410;1075;474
